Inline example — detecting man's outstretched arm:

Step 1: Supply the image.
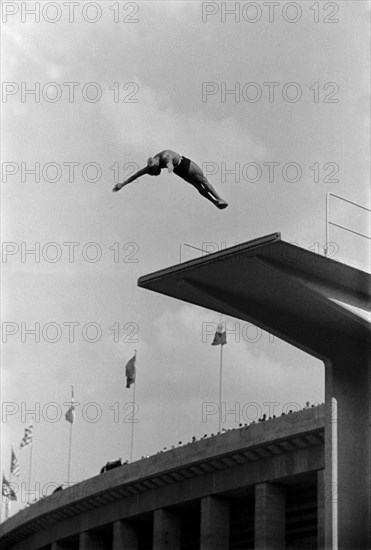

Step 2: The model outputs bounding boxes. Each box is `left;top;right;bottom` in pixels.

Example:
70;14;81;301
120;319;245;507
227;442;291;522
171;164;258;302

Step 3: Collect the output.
112;166;150;192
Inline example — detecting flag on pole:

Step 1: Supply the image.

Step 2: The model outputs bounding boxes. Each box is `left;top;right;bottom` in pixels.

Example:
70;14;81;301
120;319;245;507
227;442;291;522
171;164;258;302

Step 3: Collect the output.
211;323;227;346
125;353;136;388
65;385;75;424
2;474;17;501
20;425;33;448
10;448;20;477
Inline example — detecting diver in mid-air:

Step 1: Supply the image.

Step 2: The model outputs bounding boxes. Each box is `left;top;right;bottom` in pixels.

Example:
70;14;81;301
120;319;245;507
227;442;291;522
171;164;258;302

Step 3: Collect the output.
113;150;228;209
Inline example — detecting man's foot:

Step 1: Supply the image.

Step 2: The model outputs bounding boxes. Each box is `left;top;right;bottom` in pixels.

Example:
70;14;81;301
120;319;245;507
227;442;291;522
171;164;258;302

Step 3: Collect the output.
216;200;228;209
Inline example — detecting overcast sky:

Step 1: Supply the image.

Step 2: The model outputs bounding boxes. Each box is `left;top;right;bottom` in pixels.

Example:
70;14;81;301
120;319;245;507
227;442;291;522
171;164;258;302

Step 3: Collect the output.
1;1;370;513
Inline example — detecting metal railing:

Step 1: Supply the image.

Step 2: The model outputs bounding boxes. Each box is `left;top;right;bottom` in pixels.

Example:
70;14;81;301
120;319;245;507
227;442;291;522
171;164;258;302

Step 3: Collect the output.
179;243;213;263
325;192;371;256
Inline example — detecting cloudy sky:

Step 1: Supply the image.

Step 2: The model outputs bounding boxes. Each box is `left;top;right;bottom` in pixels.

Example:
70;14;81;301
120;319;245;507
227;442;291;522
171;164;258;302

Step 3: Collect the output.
1;1;370;512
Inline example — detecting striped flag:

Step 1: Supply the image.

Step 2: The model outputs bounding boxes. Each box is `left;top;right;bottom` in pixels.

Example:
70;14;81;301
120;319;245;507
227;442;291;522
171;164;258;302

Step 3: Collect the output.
65;386;75;424
20;425;33;448
10;447;20;477
125;353;136;388
211;323;227;346
2;474;17;501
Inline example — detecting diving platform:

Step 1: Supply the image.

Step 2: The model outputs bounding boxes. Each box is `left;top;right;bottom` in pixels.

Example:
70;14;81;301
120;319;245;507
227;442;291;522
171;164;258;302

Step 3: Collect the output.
138;232;371;549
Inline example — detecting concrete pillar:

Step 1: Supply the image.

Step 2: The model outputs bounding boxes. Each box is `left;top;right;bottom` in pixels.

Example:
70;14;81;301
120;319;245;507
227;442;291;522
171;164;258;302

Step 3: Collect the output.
153;508;180;550
317;469;325;550
254;482;285;550
113;519;139;550
200;495;229;550
79;531;102;550
324;344;371;549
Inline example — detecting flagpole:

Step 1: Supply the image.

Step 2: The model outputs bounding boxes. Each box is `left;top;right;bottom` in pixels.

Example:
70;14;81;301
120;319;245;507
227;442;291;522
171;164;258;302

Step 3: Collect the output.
67;385;74;485
7;463;12;520
130;350;137;463
218;314;225;433
67;420;73;485
4;477;9;521
130;383;136;462
1;498;6;523
218;342;223;433
2;472;9;522
27;442;33;505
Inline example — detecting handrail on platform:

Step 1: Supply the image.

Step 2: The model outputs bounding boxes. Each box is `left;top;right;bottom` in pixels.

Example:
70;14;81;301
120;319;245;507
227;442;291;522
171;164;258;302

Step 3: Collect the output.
325;192;371;256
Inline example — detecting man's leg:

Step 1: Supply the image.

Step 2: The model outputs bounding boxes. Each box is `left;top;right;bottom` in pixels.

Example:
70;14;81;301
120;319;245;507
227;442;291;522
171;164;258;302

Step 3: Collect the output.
183;176;222;207
187;162;228;208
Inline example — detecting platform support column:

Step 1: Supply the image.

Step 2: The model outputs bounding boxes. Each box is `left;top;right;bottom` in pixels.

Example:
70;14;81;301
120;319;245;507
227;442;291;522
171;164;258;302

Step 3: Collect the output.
254;482;285;550
113;519;139;550
79;531;102;550
200;495;229;550
317;469;325;550
324;344;371;549
153;508;180;550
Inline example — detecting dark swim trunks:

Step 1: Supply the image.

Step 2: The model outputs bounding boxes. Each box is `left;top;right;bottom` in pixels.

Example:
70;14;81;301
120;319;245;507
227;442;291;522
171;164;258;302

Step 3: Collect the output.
173;156;191;178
